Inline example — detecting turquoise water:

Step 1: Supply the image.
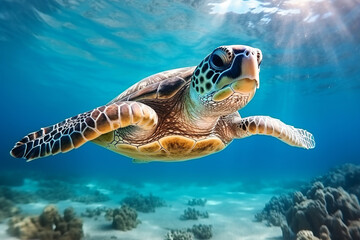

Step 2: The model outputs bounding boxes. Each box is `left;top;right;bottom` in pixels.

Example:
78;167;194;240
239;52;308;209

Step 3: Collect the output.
1;1;360;239
1;0;360;195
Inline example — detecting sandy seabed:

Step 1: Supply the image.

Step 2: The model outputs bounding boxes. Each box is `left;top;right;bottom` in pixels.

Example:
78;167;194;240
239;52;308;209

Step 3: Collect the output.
0;179;282;240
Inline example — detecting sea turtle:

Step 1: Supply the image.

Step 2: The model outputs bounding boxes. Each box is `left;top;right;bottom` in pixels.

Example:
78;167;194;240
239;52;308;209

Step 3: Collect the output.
10;45;315;162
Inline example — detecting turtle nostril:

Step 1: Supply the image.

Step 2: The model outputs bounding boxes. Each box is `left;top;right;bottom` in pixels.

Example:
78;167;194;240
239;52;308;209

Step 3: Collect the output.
244;50;250;57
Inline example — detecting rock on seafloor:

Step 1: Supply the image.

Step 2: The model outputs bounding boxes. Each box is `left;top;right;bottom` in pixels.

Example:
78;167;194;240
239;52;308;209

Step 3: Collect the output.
189;224;213;240
314;164;360;199
164;229;194;240
180;207;209;220
7;205;83;240
256;164;360;240
0;197;20;223
164;224;213;240
110;205;141;231
121;192;166;213
187;198;207;207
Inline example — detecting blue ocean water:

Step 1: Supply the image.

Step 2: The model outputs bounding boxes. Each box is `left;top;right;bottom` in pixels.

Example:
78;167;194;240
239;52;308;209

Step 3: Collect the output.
1;0;359;184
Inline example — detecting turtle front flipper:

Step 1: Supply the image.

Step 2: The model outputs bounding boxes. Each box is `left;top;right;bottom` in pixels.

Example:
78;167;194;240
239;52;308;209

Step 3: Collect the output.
10;101;158;161
232;116;315;149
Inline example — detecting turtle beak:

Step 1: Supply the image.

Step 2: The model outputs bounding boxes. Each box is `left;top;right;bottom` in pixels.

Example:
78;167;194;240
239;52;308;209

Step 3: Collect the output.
215;46;261;90
239;47;261;89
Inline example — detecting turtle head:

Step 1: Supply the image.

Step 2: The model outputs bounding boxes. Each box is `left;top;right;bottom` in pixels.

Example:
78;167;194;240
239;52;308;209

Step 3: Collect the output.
189;45;262;115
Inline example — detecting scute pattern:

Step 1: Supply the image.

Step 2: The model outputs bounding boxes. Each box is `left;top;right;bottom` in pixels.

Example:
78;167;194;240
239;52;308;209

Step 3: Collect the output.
110;67;195;103
123;76;187;102
107;135;225;162
10;101;158;160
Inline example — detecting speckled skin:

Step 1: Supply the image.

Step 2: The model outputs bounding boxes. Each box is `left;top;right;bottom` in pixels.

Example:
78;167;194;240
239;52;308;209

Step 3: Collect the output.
10;45;315;162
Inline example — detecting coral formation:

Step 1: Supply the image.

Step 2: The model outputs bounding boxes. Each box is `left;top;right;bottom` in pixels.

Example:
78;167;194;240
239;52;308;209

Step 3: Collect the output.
36;188;74;202
296;230;320;240
189;224;213;240
36;180;76;202
256;164;360;240
314;164;360;199
0;197;20;222
7;205;83;240
187;198;207;207
180;208;209;220
122;192;166;213
0;186;37;223
109;205;140;231
254;194;292;226
36;179;110;203
164;225;213;240
0;186;38;204
164;229;194;240
285;182;360;240
81;206;108;219
72;190;109;203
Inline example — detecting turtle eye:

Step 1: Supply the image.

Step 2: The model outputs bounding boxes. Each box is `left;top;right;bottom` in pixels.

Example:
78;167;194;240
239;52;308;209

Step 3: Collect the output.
210;47;233;71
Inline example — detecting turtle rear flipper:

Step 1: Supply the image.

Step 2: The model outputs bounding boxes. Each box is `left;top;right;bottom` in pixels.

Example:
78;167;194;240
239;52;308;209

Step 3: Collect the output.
233;116;315;149
10;101;158;161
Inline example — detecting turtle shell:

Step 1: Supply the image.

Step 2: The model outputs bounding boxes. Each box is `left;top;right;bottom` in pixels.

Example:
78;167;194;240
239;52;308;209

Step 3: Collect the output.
93;66;228;163
109;66;196;104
